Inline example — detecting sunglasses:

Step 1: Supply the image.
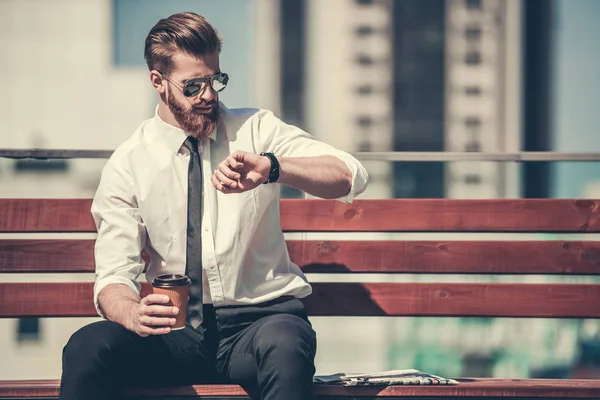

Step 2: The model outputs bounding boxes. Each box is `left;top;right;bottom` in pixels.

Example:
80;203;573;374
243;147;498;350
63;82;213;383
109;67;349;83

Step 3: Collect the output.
159;71;229;97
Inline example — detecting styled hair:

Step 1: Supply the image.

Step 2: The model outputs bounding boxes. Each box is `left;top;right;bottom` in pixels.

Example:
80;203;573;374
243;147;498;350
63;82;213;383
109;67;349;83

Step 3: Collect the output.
144;12;222;74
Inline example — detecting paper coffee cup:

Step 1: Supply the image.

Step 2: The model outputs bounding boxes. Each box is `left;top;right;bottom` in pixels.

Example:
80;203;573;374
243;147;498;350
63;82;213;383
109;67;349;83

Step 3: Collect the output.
151;274;190;331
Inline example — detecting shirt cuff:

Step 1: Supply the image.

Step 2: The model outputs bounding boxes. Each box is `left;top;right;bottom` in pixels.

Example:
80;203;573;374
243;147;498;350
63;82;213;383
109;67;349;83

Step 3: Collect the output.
331;154;368;203
93;276;141;318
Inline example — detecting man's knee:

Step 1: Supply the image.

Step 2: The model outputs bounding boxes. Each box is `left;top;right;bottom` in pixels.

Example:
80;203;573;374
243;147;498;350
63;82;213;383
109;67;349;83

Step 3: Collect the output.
62;320;131;370
250;314;316;399
254;314;317;362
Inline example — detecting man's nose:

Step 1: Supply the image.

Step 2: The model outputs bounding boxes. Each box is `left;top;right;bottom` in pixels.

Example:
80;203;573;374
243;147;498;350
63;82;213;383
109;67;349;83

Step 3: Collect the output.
198;84;216;103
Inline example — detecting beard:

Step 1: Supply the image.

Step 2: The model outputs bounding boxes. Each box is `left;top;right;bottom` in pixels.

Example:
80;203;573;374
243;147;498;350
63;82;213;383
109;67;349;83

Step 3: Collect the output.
167;90;220;138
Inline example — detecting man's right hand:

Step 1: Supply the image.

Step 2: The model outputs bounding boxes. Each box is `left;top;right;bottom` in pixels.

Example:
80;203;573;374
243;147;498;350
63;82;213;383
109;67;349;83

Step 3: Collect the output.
126;294;179;337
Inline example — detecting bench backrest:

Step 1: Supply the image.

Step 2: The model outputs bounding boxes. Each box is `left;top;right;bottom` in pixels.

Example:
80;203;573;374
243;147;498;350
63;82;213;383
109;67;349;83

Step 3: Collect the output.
1;198;599;319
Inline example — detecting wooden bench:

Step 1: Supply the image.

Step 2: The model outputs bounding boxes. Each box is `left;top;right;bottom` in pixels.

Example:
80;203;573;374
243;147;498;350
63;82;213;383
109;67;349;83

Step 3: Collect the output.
1;198;600;399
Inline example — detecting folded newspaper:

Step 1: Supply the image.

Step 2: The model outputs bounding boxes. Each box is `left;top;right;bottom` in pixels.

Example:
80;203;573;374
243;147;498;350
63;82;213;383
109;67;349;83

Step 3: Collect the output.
313;369;459;386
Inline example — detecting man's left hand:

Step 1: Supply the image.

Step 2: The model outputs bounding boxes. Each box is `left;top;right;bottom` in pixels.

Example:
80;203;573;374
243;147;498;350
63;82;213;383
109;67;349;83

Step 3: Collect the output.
211;150;271;193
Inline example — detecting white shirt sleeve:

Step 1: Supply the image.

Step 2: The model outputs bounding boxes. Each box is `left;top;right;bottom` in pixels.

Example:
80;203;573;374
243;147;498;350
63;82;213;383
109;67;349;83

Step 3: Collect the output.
91;160;147;317
257;110;369;203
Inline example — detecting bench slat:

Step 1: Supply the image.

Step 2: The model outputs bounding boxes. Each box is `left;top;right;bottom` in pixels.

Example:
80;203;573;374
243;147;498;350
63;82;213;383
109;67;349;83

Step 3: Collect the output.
0;199;94;232
0;240;94;272
1;282;599;318
1;379;600;398
294;240;600;275
282;199;600;232
3;239;599;275
2;199;599;233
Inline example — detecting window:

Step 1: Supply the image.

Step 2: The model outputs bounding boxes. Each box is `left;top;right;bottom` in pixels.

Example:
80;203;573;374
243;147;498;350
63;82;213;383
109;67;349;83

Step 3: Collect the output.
14;159;69;173
464;116;482;129
356;85;374;95
464;174;482;184
464;86;482;96
465;26;483;41
357;116;375;128
355;25;375;36
357;140;372;152
356;54;375;66
465;0;483;10
465;50;482;65
17;317;41;342
464;140;482;152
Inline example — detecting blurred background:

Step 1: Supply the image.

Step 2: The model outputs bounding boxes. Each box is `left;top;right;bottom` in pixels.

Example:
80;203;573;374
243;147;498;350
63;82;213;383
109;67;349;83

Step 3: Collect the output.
1;0;600;382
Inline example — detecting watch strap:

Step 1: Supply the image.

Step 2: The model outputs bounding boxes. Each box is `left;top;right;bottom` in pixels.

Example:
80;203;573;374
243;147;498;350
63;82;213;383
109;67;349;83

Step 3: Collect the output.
260;152;280;184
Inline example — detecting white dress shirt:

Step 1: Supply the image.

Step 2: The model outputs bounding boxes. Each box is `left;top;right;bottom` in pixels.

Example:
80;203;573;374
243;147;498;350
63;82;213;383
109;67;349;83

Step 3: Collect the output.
91;103;369;316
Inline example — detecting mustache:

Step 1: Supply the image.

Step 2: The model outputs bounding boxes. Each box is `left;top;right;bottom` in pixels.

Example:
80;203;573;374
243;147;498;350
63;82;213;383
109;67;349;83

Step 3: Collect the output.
193;101;217;108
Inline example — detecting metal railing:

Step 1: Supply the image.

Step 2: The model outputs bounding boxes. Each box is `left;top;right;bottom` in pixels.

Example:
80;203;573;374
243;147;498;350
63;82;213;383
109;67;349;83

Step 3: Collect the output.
2;149;600;162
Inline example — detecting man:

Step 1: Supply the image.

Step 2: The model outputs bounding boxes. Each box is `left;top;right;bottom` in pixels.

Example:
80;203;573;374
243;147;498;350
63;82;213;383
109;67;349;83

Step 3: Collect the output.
60;11;368;400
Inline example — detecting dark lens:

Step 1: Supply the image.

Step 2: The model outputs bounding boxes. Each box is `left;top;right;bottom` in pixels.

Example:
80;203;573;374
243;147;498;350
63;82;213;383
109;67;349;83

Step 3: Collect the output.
183;83;201;97
212;81;224;92
212;73;228;92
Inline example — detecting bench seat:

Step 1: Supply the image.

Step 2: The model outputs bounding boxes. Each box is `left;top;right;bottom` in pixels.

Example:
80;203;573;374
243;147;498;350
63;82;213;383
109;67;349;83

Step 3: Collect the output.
1;379;600;398
2;199;600;399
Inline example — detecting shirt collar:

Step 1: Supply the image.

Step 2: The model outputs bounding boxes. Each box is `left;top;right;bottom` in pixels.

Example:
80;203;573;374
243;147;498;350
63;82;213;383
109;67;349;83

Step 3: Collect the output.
151;103;222;154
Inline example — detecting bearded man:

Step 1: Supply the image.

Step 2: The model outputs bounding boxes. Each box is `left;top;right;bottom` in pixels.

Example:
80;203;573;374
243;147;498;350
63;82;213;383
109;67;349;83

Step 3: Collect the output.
59;11;368;400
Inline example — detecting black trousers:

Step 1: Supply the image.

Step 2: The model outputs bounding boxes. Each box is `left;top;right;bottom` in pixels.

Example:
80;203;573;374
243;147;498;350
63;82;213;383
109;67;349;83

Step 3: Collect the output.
59;296;317;400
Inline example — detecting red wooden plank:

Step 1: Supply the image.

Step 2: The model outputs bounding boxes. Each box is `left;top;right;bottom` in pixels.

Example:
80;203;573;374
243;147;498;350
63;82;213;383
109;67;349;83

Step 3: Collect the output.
304;282;600;318
0;240;95;272
280;199;600;232
3;239;600;275
2;199;600;232
0;199;95;232
1;282;599;318
2;378;600;398
0;240;150;273
290;240;600;275
129;378;600;398
0;283;96;317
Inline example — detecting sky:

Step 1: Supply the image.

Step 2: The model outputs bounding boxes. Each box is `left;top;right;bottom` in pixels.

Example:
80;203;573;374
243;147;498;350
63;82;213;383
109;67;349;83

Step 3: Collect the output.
552;0;600;197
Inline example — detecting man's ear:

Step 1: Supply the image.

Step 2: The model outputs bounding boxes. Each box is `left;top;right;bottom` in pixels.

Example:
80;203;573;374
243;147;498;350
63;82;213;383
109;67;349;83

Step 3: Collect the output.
150;70;166;95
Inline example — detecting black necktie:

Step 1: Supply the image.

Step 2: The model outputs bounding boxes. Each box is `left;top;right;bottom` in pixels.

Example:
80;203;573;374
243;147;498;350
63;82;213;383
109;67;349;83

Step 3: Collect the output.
184;136;203;330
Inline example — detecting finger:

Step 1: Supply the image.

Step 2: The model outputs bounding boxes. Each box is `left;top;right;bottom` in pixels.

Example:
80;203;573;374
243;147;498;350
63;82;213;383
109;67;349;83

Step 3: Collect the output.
215;169;237;189
140;315;177;327
212;172;239;192
143;305;179;317
139;326;171;336
212;172;245;194
227;154;244;169
141;294;171;305
210;174;223;192
212;173;227;192
218;162;241;180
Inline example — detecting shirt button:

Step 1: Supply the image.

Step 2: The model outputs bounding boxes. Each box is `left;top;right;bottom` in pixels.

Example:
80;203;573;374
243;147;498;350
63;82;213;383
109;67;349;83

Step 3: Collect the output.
204;227;209;232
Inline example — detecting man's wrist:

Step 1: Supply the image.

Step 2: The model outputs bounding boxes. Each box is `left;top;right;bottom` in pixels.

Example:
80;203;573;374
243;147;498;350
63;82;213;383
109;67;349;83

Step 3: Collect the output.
98;285;139;328
122;299;140;330
259;154;271;183
259;152;280;184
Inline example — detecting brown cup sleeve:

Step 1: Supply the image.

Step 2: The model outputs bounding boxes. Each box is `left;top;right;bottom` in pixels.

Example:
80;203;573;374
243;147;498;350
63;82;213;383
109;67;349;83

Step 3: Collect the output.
151;285;189;330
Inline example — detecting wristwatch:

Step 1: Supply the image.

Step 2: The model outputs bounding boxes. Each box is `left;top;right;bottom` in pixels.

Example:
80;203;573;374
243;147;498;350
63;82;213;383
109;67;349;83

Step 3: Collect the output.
260;152;280;184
